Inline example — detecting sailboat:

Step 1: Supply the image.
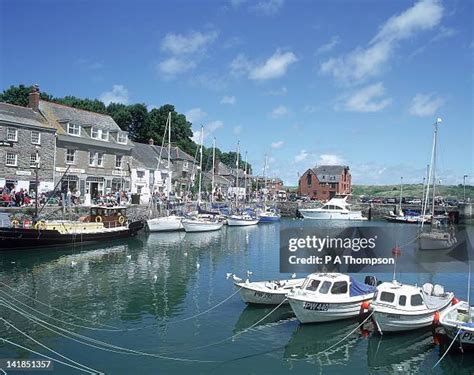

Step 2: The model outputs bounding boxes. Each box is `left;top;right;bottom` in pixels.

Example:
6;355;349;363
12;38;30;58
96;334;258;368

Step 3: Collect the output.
259;155;281;223
384;177;427;224
182;126;223;233
418;118;457;250
147;112;184;232
227;143;259;227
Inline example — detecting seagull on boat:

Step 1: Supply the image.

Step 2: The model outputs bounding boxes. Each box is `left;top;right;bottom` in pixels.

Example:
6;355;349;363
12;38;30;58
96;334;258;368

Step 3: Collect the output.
291;273;296;279
232;275;243;283
226;273;233;280
247;270;253;277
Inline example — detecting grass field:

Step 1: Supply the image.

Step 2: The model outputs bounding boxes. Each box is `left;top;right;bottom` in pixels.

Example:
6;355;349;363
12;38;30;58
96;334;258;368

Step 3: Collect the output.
351;184;474;200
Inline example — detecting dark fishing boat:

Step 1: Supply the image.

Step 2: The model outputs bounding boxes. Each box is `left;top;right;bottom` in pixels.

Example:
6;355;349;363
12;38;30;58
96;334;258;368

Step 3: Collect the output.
0;206;144;250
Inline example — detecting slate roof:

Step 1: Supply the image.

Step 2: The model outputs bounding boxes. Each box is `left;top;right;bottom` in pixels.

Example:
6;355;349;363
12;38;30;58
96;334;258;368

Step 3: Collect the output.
0;102;54;130
39;100;120;131
311;165;349;182
132;142;163;170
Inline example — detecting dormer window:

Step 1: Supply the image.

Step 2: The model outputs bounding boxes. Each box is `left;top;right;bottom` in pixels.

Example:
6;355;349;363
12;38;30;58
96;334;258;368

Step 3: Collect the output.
91;127;109;141
67;123;81;137
117;132;128;144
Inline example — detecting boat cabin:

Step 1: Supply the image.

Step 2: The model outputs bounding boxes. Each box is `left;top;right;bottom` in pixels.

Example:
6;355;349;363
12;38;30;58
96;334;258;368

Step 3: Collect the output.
83;206;128;228
320;197;351;211
373;281;449;311
299;273;375;298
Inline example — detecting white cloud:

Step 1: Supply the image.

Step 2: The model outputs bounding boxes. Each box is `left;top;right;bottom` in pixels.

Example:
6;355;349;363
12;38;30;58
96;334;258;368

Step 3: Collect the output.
316;36;340;54
295;149;309;163
161;30;218;55
233;125;243;135
221;95;236;105
230;54;253;76
271;140;284;149
230;0;247;8
99;85;129;105
157;58;196;77
206;120;224;133
317;154;345;165
185;108;207;124
270;105;289;118
320;0;444;82
249;50;298;80
342;82;391;112
250;0;284;16
409;93;444;117
431;26;457;42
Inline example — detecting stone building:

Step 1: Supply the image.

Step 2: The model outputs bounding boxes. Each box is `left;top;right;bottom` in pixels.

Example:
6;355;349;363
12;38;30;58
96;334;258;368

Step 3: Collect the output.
298;165;351;201
0;98;56;194
34;91;133;200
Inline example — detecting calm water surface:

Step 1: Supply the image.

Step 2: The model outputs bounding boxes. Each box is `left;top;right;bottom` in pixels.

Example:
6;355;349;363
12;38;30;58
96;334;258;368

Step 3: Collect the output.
0;219;473;375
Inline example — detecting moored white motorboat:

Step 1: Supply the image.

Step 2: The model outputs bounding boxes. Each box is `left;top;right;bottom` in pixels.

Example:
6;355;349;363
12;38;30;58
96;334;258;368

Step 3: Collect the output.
299;196;366;220
182;217;223;232
258;208;281;223
146;215;183;232
232;275;305;305
439;300;474;348
370;280;454;334
286;273;376;323
227;213;259;226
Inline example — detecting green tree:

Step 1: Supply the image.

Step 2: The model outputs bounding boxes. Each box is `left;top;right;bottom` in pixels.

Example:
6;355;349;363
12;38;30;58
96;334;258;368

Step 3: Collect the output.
0;84;52;106
106;103;132;131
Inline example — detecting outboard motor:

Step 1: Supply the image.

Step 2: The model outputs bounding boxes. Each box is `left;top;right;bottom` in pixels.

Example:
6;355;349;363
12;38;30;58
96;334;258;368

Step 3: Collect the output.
364;275;377;287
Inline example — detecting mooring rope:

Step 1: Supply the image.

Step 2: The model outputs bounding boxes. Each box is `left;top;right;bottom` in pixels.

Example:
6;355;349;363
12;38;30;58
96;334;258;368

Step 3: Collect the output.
432;327;462;369
0;298;217;363
0;281;119;330
1;317;102;374
161;298;289;355
0;338;102;375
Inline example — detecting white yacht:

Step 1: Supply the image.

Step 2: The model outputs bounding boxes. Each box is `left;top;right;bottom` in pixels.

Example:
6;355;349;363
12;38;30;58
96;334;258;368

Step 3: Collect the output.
227;213;259;226
439;300;474;348
286;273;376;323
299;196;366;220
371;280;454;334
233;276;305;305
147;215;183;232
181;217;223;232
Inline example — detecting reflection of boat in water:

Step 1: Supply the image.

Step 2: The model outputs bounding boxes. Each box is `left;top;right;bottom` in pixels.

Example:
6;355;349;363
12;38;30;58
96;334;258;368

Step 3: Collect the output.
283;319;360;364
146;231;186;247
183;229;222;247
367;328;435;371
233;305;294;334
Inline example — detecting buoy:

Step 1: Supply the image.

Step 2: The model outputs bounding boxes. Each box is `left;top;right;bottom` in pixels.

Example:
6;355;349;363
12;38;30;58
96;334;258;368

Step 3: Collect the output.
361;329;370;338
433;311;440;325
361;301;371;310
452;297;460;305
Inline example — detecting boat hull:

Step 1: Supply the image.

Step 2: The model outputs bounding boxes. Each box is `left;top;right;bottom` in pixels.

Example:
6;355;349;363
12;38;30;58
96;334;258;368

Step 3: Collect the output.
258;215;280;223
227;218;259;226
237;285;289;305
147;216;183;232
288;296;371;323
299;210;366;220
372;303;452;333
0;220;144;250
182;220;223;232
418;232;457;250
440;301;474;347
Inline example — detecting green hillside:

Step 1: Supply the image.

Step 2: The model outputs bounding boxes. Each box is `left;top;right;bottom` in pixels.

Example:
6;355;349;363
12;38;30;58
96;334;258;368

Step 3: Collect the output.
352;184;473;200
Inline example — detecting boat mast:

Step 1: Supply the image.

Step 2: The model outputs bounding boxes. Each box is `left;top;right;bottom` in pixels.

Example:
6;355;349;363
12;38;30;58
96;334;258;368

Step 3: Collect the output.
264;155;268;209
421;119;439;230
399;176;403;215
235;141;240;208
211;137;216;204
197;126;204;206
431;119;440;223
167;112;171;200
244;151;248;204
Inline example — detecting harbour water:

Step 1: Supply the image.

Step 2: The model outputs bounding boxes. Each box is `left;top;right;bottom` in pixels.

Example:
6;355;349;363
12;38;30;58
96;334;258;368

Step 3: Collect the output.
0;219;473;374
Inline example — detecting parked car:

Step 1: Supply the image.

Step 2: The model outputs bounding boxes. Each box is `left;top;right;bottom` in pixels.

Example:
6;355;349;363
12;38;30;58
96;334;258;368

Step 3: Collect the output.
370;198;382;204
384;198;397;204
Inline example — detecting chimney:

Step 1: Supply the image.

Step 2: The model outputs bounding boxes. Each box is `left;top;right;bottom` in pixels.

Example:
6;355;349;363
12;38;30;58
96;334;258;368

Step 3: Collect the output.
148;138;154;145
28;84;40;112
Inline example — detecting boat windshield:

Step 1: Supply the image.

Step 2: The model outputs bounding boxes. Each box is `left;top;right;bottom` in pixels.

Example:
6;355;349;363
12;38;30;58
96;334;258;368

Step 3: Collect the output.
410;294;424;306
379;291;395;303
305;279;321;291
319;281;332;294
330;281;348;294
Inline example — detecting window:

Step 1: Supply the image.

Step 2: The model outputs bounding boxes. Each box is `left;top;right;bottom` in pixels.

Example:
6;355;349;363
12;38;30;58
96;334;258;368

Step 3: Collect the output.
115;155;123;169
30;153;40;168
410;294;424;306
319;281;332;294
137;170;145;178
31;131;41;145
379;291;395;303
100;130;108;141
399;295;407;306
91;128;100;139
305;279;320;291
117;132;128;144
66;149;76;164
89;152;97;166
67;123;81;136
6;128;17;142
183;161;189;170
306;173;312;186
331;281;348;294
5;152;17;166
97;152;103;167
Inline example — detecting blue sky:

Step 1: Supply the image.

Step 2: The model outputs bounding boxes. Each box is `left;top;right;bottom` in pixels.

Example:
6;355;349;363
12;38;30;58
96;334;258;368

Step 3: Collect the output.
1;0;472;185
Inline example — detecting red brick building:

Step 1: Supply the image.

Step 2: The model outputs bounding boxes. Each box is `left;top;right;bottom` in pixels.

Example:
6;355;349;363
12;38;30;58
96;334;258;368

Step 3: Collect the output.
298;165;351;201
